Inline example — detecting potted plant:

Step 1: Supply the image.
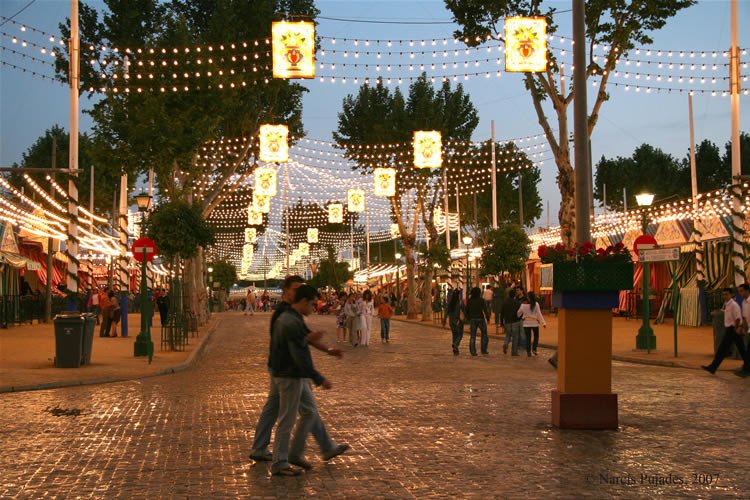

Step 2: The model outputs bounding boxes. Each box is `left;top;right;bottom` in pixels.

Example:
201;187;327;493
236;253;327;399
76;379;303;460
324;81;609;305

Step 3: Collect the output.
538;241;634;293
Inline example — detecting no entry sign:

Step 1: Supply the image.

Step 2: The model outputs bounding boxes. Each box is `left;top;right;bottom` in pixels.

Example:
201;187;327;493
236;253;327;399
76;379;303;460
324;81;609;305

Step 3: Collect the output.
132;237;157;263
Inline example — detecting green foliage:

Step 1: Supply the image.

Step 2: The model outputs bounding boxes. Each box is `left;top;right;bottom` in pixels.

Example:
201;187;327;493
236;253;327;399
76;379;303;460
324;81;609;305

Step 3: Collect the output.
594;144;688;210
147;201;214;260
6;125;133;215
209;260;237;291
420;243;451;270
56;0;317;204
480;225;530;277
461;141;542;230
309;246;353;291
595;132;749;209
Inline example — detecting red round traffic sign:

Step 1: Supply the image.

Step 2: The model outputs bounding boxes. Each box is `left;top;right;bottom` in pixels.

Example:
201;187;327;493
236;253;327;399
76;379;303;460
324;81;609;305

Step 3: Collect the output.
131;237;158;263
633;234;657;255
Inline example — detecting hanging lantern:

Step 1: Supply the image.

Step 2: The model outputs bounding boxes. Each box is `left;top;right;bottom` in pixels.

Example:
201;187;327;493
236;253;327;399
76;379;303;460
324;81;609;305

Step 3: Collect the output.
292;248;301;262
253;193;271;213
244;227;257;244
505;17;548;73
254;167;278;197
413;131;442;168
307;227;318;244
272;21;315;79
347;188;365;213
259;124;289;163
298;242;310;256
243;243;254;260
328;203;344;223
247;209;263;226
433;206;443;226
390;223;400;239
373;167;396;197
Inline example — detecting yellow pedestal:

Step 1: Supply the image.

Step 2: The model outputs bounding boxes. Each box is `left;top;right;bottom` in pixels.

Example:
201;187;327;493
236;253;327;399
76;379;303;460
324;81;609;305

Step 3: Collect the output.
552;307;618;429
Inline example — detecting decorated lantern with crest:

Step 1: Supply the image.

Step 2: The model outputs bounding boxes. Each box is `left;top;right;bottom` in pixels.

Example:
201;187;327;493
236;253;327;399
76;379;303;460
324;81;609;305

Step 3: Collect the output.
413;131;442;169
373;167;396;197
259;124;289;163
505;17;547;73
272;21;315;79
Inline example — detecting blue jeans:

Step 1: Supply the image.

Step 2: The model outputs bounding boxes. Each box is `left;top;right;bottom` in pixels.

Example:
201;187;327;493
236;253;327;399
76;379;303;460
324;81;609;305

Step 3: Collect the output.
503;322;521;355
252;376;335;460
469;319;488;355
449;316;463;349
380;318;390;340
270;377;306;472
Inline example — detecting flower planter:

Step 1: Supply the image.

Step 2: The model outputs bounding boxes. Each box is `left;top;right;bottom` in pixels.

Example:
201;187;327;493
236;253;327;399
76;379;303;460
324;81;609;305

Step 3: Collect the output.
552;261;634;293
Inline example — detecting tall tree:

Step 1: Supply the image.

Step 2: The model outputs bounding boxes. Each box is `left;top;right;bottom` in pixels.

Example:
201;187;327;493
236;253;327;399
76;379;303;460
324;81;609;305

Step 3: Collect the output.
446;0;695;245
334;76;479;320
460;141;542;243
6;126;131;215
722;131;750;178
594;144;688;210
55;0;318;323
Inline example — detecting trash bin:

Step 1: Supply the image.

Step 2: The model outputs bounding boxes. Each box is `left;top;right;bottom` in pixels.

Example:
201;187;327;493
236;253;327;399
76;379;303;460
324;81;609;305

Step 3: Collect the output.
54;313;86;368
81;313;97;365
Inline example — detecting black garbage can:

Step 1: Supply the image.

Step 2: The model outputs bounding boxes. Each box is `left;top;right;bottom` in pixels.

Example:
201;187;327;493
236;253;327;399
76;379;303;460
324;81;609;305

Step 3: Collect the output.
81;313;97;365
54;312;86;368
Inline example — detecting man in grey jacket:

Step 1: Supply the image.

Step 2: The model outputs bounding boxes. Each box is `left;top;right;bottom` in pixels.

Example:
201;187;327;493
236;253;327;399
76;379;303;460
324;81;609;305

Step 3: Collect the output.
267;284;342;476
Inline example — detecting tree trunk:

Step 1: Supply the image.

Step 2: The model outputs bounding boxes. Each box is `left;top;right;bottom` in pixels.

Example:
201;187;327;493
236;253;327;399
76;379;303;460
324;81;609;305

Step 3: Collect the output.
556;153;576;247
404;243;418;320
421;265;433;322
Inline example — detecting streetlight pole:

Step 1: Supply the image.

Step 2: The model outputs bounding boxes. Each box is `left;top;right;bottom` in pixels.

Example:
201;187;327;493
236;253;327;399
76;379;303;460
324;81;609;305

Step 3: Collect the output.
635;193;656;351
395;252;402;306
133;193;153;362
463;235;473;293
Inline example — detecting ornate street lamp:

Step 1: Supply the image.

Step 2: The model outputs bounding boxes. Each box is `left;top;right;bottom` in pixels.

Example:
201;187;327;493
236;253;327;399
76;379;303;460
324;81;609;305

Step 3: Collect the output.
463;236;473;291
133;192;153;360
636;193;656;350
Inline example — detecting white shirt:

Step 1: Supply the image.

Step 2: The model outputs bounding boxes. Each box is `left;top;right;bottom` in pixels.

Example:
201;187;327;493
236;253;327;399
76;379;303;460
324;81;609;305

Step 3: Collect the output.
742;297;750;325
517;303;546;328
482;288;494;302
723;298;742;328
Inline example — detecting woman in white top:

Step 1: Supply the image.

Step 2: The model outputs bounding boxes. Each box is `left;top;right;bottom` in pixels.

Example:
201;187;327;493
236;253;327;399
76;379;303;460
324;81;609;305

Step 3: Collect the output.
517;291;546;357
360;289;374;347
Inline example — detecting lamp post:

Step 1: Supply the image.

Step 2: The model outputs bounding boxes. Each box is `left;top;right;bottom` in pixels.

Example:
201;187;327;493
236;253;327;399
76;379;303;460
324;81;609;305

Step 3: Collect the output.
463;236;473;292
207;266;214;312
133;192;153;361
635;192;656;351
395;252;402;303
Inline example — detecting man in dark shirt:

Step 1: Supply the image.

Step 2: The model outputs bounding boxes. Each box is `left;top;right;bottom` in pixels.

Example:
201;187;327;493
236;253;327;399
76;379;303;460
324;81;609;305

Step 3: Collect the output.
250;277;348;471
501;289;521;356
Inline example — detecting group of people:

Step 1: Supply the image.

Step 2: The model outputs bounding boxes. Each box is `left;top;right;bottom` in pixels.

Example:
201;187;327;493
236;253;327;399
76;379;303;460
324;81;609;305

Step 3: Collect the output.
242;289;272;315
87;286;123;337
703;284;750;376
333;290;394;347
444;283;546;359
249;276;349;476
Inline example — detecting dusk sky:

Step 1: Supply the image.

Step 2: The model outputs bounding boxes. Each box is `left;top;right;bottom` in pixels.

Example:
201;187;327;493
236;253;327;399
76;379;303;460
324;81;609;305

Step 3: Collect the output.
1;0;749;228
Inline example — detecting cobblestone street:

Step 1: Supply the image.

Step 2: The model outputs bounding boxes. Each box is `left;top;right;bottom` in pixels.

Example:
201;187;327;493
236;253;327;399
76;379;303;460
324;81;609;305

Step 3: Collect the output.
1;311;749;498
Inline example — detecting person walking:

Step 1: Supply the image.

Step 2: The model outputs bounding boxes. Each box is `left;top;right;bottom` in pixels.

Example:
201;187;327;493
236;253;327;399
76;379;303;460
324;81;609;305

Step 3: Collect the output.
98;287;113;337
482;285;494;324
156;288;169;326
446;286;465;356
518;291;546;357
702;287;750;375
250;277;348;469
737;284;750;377
360;290;374;347
344;293;361;347
492;284;505;334
500;289;522;356
335;292;348;343
245;288;256;316
377;297;393;343
109;290;122;337
466;287;490;356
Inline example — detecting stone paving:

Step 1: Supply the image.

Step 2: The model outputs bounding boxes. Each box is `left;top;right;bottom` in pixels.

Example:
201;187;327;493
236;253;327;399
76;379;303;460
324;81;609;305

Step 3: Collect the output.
1;311;748;498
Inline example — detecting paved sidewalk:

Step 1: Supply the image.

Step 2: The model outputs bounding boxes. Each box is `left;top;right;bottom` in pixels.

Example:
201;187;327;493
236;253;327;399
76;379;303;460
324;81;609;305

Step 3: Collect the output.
393;313;747;371
0;313;218;392
0;312;747;497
